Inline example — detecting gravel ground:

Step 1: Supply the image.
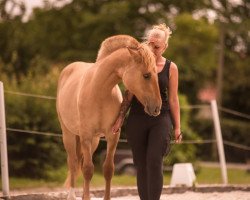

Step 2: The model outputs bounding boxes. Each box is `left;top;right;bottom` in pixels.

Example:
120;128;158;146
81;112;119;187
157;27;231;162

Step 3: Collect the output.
3;185;249;200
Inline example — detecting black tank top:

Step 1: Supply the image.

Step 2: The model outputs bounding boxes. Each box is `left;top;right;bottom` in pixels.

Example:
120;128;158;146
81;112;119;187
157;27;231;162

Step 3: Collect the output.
130;59;171;115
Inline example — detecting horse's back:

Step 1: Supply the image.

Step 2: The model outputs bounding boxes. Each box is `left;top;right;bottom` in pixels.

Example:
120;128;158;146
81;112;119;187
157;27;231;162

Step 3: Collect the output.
57;62;93;134
58;62;92;90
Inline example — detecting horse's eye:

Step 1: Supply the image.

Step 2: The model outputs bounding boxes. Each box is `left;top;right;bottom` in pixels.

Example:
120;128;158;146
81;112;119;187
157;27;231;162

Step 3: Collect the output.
143;73;151;80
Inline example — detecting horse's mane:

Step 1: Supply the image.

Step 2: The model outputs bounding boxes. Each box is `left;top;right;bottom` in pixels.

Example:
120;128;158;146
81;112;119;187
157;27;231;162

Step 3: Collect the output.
96;35;139;61
96;35;156;72
137;42;156;71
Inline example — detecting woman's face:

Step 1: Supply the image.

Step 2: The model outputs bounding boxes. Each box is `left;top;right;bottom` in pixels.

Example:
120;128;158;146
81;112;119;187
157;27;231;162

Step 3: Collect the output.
147;30;167;58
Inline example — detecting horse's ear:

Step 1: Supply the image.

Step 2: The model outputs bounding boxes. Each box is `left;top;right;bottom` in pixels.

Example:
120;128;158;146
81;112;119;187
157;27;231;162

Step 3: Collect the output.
127;46;142;63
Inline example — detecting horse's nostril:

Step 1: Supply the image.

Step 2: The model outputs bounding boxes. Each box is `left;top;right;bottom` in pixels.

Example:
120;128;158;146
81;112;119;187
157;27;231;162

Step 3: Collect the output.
155;106;160;114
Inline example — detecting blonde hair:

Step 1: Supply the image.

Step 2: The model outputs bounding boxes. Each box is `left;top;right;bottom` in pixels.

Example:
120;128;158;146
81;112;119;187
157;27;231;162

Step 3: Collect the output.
146;23;172;45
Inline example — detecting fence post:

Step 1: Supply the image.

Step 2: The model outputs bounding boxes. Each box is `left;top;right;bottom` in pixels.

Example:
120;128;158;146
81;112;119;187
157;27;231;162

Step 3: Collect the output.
211;99;228;184
0;81;10;198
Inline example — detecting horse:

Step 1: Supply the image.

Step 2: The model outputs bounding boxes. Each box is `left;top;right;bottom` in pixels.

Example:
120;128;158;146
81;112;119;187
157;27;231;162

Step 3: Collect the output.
56;35;162;200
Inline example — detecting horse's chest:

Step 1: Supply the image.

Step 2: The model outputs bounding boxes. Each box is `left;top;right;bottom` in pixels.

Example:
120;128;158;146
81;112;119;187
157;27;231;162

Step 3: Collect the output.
81;102;116;127
78;89;121;132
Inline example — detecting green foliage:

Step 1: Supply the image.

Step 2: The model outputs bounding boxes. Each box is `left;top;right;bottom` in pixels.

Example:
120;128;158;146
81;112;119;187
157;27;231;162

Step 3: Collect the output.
221;118;250;162
2;66;65;179
166;13;218;103
222;47;250;114
192;113;250;163
164;94;200;165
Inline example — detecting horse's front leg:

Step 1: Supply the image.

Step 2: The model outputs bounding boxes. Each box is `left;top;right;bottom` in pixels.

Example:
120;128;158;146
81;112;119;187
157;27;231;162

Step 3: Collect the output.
103;132;120;200
81;138;94;200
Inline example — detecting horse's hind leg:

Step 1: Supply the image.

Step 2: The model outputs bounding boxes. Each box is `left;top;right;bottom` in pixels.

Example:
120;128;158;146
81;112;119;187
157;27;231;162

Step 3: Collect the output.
62;129;80;200
103;133;120;200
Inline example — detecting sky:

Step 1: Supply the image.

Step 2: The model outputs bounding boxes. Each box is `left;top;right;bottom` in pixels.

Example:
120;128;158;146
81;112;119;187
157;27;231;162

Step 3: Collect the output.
22;0;72;13
6;0;72;20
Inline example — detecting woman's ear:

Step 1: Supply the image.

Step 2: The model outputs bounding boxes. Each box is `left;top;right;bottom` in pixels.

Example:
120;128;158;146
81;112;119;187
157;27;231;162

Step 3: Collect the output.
164;43;168;51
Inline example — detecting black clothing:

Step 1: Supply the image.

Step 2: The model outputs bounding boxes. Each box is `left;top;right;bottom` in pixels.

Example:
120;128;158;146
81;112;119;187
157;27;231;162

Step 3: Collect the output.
126;60;172;200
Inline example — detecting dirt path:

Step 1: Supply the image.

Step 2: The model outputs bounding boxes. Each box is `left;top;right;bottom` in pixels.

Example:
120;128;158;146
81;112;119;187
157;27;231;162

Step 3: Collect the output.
3;185;250;200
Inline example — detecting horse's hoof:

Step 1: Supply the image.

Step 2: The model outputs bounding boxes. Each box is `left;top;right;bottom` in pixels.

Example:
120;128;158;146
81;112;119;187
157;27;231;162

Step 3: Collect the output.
67;196;77;200
82;197;91;200
67;188;76;200
67;195;76;200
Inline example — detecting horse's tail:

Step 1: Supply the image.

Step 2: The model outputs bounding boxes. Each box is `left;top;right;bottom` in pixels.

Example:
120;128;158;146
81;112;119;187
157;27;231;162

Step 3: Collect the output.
64;135;83;188
96;35;139;61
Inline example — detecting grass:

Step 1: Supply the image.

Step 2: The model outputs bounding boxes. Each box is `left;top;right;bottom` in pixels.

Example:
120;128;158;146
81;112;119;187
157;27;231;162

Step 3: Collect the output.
1;166;249;190
197;167;250;184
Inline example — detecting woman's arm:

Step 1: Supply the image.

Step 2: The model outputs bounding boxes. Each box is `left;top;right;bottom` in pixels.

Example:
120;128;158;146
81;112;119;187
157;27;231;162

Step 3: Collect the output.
112;90;133;134
168;62;182;143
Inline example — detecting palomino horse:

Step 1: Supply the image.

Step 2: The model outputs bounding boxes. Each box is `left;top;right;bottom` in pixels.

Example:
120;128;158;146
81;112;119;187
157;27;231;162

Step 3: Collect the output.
56;35;162;200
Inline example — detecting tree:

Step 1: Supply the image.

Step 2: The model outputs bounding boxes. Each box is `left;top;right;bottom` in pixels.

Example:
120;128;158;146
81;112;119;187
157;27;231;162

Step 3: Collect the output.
184;0;250;112
166;13;218;103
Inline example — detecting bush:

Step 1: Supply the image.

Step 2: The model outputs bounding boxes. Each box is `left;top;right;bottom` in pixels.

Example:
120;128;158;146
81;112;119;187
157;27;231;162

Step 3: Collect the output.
221;118;250;163
192;112;250;163
164;94;200;166
1;66;66;179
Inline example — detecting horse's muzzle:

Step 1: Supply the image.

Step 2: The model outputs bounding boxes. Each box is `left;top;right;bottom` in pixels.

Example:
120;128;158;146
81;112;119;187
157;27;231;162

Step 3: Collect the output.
145;104;161;116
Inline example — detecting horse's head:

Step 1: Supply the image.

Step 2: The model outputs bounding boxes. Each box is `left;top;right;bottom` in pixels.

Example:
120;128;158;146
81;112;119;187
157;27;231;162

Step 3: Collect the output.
122;43;162;116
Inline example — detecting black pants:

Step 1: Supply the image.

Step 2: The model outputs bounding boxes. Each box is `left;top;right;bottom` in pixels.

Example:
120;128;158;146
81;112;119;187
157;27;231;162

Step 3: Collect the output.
126;112;172;200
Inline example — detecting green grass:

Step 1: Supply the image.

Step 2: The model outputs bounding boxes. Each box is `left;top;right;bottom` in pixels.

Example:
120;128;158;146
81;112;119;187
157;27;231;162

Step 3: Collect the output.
8;178;61;189
2;166;249;190
196;167;250;184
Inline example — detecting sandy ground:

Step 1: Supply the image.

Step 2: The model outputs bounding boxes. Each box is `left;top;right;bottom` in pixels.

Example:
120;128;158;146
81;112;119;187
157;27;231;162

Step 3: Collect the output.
6;191;250;200
110;191;250;200
4;185;250;200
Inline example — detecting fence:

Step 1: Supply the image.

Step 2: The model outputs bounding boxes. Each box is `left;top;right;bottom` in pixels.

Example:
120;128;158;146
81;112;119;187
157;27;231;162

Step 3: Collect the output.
1;82;250;198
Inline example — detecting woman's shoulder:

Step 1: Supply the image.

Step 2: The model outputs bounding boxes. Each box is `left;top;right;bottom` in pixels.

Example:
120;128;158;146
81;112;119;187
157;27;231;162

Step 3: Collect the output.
168;61;178;78
164;59;178;71
164;58;177;68
169;61;178;71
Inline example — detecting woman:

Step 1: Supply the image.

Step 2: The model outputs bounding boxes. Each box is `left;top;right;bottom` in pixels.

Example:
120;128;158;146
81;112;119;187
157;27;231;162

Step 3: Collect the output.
112;23;182;200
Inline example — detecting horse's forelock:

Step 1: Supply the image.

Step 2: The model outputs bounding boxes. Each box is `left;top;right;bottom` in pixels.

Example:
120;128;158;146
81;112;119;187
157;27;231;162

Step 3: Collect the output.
138;43;156;70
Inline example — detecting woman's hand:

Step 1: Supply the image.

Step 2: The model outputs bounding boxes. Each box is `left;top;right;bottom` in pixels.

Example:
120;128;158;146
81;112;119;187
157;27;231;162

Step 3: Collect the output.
174;129;182;143
112;116;123;134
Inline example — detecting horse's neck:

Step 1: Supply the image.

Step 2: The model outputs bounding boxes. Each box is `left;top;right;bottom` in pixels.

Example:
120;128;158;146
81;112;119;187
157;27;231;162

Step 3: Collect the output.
92;49;129;95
